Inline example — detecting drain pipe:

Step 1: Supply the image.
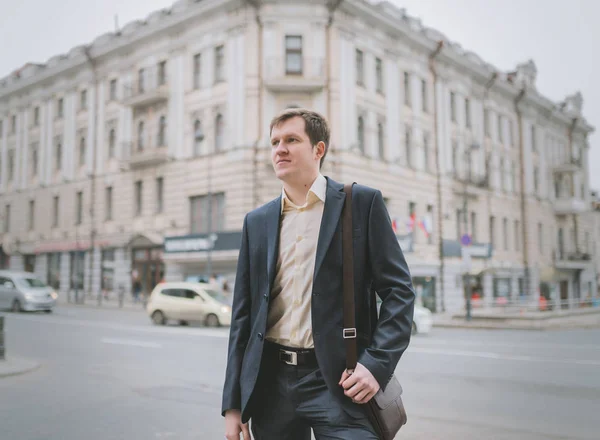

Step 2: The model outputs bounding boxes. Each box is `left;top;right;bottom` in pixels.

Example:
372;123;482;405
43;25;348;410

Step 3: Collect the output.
247;0;262;209
325;0;343;179
514;87;529;296
428;40;444;312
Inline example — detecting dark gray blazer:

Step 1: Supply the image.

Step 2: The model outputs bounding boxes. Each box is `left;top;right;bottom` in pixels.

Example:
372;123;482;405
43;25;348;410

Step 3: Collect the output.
221;177;415;423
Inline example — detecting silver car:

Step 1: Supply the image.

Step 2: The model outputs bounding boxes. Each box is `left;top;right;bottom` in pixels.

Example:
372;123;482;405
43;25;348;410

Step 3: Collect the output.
0;270;58;313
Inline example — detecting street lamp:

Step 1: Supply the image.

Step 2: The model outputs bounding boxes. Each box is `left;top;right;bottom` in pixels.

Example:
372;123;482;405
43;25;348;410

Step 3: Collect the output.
462;142;480;321
194;125;214;281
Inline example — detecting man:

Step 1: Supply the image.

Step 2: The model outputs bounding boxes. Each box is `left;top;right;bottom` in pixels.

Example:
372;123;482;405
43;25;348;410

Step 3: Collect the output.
223;108;415;439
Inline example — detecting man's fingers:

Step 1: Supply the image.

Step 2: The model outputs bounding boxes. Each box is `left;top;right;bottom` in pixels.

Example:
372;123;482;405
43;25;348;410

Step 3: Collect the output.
338;369;351;385
352;388;370;404
344;382;362;399
341;373;359;390
242;423;252;440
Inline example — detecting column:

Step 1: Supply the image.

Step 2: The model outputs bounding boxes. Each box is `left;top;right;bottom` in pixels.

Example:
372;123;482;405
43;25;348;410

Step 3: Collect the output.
385;55;400;162
0;115;7;191
44;99;54;185
60;252;70;298
338;34;356;151
168;52;184;159
96;81;106;174
227;30;246;149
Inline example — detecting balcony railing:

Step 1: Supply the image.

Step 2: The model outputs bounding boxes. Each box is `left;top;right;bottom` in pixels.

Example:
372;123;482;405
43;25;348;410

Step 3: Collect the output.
553;156;582;173
264;56;326;92
553;196;587;215
122;66;169;107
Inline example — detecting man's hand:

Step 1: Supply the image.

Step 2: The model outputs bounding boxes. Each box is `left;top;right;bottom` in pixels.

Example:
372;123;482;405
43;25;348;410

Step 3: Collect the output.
339;362;380;404
225;409;251;440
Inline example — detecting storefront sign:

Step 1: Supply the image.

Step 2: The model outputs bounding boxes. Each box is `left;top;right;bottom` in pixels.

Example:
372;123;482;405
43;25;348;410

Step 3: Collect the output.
164;231;243;253
443;240;492;259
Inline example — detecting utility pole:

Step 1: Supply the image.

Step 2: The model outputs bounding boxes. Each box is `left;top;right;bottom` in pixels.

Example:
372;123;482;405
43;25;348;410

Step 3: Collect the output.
463;144;479;321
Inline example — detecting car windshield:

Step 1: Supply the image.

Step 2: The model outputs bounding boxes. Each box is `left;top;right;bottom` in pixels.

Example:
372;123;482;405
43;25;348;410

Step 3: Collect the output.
205;289;230;305
17;277;48;288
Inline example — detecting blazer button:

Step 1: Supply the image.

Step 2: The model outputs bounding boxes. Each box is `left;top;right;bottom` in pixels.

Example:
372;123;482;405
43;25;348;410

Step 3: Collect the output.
264;293;269;302
257;333;264;340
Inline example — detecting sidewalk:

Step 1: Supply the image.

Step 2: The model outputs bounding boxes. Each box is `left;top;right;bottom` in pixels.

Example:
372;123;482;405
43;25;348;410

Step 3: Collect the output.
55;293;148;312
433;307;600;330
0;356;40;378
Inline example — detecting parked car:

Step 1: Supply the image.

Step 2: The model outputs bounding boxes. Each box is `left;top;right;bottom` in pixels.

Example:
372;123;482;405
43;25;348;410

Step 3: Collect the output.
0;270;58;313
146;281;232;327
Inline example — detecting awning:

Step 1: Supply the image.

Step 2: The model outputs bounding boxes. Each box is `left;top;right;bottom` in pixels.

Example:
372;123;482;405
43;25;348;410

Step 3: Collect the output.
127;232;164;248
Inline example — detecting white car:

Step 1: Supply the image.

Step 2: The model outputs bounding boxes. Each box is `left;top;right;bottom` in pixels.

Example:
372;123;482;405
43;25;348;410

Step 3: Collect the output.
376;299;433;335
146;282;232;327
0;270;58;313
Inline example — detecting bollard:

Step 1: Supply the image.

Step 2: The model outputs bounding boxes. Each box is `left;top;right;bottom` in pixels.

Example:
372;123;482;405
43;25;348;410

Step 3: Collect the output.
0;315;5;360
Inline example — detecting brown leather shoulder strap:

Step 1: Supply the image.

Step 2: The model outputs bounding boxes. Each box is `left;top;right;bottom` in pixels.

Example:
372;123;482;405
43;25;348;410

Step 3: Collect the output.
342;184;358;371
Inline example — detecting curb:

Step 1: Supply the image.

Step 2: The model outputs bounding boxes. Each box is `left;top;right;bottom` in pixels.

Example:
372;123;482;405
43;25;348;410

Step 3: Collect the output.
0;357;41;379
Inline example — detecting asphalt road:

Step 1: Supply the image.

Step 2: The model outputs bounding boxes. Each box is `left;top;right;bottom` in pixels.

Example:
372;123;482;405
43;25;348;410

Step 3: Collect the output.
0;306;598;440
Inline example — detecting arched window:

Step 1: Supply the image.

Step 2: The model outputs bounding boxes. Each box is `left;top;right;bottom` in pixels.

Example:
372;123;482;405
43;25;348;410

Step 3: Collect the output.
108;129;116;158
377;122;385;159
215;113;224;151
158;116;166;147
193;119;203;156
137;121;145;151
357;116;365;153
79;137;86;166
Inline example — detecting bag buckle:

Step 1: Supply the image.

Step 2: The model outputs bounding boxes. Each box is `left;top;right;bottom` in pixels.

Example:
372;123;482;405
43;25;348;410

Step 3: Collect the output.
343;328;357;339
279;350;298;365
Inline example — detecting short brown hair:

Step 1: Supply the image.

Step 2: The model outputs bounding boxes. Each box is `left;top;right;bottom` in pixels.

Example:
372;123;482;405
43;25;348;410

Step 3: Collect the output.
269;108;330;168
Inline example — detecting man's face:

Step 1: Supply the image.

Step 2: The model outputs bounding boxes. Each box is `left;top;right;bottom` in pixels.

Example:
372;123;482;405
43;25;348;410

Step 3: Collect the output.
270;116;323;183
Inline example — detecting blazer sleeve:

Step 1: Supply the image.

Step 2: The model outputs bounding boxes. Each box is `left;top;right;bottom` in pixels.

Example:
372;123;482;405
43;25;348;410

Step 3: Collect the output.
358;190;416;390
221;214;252;415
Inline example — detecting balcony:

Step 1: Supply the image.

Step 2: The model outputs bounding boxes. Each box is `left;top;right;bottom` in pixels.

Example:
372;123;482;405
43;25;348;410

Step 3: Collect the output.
123;67;169;108
127;145;169;169
264;57;326;93
553;156;582;173
553;197;587;215
554;251;592;270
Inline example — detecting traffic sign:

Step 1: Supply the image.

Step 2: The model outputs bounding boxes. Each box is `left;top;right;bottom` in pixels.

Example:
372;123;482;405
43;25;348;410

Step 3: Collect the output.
461;234;472;246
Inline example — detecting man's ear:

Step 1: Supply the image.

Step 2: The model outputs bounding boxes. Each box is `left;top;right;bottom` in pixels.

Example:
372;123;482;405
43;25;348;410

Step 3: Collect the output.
314;141;326;160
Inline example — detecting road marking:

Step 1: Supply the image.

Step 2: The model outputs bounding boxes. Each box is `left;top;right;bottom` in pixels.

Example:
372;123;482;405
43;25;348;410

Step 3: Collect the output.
409;347;600;366
101;337;162;348
414;338;600;351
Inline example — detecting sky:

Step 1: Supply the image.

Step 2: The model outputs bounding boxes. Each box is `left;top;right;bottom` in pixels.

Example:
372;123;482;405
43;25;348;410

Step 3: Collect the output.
1;0;598;190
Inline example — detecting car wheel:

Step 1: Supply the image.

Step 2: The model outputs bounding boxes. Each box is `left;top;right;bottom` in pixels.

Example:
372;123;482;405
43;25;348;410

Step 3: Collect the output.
152;310;166;325
411;321;418;334
205;314;220;327
44;309;53;314
11;300;22;313
179;320;189;326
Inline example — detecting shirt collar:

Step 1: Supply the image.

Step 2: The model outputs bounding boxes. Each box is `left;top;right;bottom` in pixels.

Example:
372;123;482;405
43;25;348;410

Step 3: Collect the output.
281;174;327;213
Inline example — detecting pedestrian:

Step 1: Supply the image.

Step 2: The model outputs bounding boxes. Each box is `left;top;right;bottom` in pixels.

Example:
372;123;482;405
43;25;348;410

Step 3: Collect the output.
222;108;416;439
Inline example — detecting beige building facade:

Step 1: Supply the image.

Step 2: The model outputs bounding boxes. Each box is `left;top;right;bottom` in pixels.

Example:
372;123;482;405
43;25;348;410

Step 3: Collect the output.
0;0;596;312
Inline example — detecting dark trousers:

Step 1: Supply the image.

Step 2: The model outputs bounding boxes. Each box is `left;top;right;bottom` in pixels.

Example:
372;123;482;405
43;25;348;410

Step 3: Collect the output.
250;354;378;440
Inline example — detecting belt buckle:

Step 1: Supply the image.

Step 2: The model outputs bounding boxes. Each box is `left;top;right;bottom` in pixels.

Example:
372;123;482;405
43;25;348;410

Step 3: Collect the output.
279;350;298;365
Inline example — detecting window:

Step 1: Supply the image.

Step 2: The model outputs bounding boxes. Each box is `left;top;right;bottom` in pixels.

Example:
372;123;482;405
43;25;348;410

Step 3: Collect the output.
57;99;64;118
105;187;113;221
377;121;385;159
29;200;35;231
511;161;517;193
190;193;225;234
215;113;224;151
0;120;3;136
158;61;167;85
357;116;365;153
508;120;514;145
538;223;543;253
405;127;412;167
426;205;433;244
101;249;116;292
514;220;520;251
451;140;458;174
456;209;462;240
285;36;302;74
34;107;40;126
69;251;85;290
375;58;383;93
503;218;509;250
137;121;145;151
79;136;86;166
3;204;9;233
450;92;456;122
421;79;428;112
499;160;506;191
465;98;471;128
498;114;504;143
214;45;225;82
158;116;166;146
138;68;145;93
53;196;59;228
530;124;536;152
193;53;201;89
489;216;495;248
423;132;430;172
156;177;164;213
355;49;364;85
108;128;116;158
55;140;62;171
135;181;143;216
8;150;14;181
484;109;490;137
404;72;411;106
533;167;539;193
80;89;87;110
31;143;39;177
109;79;117;100
76;191;83;225
471;212;477;242
47;253;61;289
193;119;203;156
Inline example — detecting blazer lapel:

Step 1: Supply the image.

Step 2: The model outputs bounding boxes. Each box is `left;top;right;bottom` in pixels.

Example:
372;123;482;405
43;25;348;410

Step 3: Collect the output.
313;178;345;283
265;197;282;293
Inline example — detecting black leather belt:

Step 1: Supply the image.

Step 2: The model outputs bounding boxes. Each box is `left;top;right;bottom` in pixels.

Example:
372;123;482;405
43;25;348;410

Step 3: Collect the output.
265;341;317;367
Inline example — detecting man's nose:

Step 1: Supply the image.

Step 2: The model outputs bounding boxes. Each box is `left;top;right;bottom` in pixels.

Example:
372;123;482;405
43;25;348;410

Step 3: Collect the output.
274;142;288;154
